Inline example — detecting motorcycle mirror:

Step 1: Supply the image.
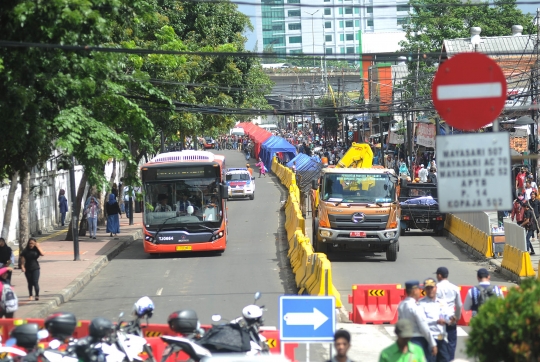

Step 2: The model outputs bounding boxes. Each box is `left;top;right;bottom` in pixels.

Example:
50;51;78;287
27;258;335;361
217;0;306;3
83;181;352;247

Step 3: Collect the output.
49;340;62;349
5;338;16;347
254;292;261;301
211;315;222;322
119;312;124;318
37;330;50;340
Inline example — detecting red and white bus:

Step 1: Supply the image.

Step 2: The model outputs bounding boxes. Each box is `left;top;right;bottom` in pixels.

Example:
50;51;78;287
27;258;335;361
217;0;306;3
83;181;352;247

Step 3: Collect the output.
140;151;228;254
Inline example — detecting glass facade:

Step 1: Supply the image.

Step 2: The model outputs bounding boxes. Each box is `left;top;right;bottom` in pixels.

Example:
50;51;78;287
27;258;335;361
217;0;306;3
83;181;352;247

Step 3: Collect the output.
261;0;285;49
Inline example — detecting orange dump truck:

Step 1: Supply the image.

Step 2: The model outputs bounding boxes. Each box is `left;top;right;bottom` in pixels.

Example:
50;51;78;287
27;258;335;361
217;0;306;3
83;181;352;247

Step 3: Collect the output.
310;143;401;261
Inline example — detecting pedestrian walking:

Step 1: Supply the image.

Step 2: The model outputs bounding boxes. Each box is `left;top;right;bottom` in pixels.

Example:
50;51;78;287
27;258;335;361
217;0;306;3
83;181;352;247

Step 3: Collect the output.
106;194;121;237
246;164;253;177
20;238;44;301
84;196;101;239
435;267;462;360
379;319;426;362
522;203;537;255
528;191;540;240
510;194;525;225
418;278;453;362
463;268;504;317
418;164;428;183
111;183;119;200
58;189;68;226
291;161;297;174
326;329;353;362
397;281;437;360
255;158;267;178
0;238;14;285
0;267;17;318
516;167;527;196
123;186;135;218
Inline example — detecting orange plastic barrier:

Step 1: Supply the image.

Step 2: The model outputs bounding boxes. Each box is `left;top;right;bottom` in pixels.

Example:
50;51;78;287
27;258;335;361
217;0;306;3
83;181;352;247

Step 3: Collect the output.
348;284;405;324
0;319;295;361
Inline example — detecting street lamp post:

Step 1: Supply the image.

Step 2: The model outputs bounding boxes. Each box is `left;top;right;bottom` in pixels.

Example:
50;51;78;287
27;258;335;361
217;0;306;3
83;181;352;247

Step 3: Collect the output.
304;10;320;67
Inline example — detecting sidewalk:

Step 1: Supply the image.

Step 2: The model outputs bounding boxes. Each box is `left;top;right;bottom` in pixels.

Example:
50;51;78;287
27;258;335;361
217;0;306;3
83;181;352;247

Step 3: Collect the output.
11;214;143;319
458;212;539;281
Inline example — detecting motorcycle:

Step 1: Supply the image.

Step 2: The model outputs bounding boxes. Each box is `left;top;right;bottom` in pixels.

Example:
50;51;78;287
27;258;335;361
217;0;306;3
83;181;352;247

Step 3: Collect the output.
159;292;269;362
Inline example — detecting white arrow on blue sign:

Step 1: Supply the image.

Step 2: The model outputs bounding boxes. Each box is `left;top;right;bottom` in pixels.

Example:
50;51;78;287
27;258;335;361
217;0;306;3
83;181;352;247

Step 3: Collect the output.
279;296;336;342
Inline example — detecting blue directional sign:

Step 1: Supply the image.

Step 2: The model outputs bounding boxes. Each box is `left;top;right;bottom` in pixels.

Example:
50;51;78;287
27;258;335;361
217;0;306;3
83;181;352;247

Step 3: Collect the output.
279;296;335;342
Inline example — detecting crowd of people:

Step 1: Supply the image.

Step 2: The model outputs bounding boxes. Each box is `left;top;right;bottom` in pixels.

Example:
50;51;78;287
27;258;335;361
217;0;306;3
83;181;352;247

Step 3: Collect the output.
511;166;539;255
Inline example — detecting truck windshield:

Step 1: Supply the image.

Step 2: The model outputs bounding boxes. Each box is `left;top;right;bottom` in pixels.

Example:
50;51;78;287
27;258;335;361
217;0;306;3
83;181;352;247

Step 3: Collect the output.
321;173;396;203
143;178;222;228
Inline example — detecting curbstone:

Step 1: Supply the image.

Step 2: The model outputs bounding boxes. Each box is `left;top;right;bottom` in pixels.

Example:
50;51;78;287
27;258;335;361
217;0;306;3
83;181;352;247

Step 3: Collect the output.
24;229;143;319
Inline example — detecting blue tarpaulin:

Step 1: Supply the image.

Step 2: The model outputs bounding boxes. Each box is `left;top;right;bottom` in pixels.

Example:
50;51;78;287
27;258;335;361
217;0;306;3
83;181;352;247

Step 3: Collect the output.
260;136;297;170
286;153;320;171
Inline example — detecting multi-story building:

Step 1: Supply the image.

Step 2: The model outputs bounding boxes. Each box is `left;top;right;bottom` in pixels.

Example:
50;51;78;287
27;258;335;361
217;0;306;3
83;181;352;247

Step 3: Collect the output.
255;0;410;56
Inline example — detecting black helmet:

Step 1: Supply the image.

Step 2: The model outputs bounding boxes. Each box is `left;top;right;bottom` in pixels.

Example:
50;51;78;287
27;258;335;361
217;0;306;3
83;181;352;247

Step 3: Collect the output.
89;317;114;339
11;324;39;349
45;312;77;340
167;310;200;334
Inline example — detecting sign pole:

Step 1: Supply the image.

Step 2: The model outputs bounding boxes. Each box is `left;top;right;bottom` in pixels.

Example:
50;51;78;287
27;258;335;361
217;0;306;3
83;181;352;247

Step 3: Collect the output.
306;343;310;362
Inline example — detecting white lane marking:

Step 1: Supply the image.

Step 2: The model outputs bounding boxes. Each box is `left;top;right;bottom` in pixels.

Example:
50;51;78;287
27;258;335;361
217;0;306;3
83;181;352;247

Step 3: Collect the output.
164;270;170;278
384;326;468;337
437;82;502;100
156;288;163;296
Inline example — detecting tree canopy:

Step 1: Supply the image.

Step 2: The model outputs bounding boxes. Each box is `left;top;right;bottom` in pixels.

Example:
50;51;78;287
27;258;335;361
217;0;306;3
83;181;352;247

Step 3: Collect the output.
0;0;272;188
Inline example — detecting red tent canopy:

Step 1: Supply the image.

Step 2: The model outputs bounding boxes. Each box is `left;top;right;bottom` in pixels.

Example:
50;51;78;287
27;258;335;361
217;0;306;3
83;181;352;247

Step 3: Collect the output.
236;123;272;159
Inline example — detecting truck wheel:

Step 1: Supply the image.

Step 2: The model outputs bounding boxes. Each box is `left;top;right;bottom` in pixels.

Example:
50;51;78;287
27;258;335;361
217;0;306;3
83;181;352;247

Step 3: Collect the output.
249;193;254;200
386;242;398;262
312;218;327;253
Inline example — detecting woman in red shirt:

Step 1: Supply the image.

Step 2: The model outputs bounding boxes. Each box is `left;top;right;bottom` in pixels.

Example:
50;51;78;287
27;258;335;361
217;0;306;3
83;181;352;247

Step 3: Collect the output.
511;193;526;225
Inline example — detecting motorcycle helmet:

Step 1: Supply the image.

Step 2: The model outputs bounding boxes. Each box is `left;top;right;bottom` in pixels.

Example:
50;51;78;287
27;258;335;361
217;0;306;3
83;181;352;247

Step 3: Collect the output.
242;305;263;322
11;324;39;349
132;296;154;318
45;312;77;340
167;310;200;334
89;317;114;339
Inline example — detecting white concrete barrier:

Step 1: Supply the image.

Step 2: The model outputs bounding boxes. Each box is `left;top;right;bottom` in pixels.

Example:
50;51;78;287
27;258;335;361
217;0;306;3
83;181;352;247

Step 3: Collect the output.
453;212;490;234
503;221;527;251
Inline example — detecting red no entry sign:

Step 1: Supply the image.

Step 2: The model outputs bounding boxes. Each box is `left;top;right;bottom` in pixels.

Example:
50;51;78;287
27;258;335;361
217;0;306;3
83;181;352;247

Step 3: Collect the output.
432;52;507;131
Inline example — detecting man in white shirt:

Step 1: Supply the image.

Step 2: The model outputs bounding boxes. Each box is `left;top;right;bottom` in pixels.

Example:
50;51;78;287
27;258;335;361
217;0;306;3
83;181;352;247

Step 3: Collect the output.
464;268;504;317
435;267;462;361
398;281;437;360
418;164;428;183
418;278;454;362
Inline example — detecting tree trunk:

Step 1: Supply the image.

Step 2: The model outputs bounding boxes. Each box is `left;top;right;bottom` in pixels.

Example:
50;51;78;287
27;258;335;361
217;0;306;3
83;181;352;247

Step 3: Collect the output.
65;172;88;241
1;172;18;240
18;172;30;266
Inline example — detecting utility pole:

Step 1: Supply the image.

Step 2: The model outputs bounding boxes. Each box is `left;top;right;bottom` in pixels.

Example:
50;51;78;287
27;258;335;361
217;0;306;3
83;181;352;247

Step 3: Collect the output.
531;8;540;180
69;156;80;261
304;10;320;67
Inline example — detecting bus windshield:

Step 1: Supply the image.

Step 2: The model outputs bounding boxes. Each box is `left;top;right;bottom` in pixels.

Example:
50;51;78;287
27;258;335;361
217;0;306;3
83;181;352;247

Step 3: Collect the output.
144;178;222;228
321;173;396;203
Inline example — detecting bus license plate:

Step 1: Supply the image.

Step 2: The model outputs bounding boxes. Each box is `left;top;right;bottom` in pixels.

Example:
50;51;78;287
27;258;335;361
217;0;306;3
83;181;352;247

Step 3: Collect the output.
176;246;192;251
350;231;366;238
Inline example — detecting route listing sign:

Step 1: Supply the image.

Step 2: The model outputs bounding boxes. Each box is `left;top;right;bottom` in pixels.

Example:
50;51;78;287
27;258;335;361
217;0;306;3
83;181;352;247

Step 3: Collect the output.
432;52;507;131
436;133;512;213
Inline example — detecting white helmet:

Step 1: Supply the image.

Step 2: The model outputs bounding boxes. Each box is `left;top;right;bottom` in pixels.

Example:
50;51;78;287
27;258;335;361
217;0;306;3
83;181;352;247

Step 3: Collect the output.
133;296;155;318
242;305;263;321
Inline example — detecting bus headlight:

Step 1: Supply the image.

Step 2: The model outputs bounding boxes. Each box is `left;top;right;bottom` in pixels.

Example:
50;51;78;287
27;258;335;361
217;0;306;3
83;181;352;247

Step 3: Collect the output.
145;235;155;243
211;231;224;241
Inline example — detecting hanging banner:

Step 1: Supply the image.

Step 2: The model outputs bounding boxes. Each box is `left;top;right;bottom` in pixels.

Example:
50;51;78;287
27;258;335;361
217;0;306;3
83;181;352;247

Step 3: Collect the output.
388;130;404;144
416;123;436;148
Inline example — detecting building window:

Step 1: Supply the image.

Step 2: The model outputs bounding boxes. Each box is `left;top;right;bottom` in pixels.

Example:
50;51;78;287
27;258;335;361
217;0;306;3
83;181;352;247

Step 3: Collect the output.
339;21;344;28
345;20;353;27
346;33;354;41
340;34;344;41
346;47;355;54
324;0;330;2
288;23;301;30
354;7;360;14
325;21;332;29
273;24;284;31
340;47;345;54
289;36;302;44
263;37;284;46
288;10;300;17
367;19;374;27
326;48;333;54
290;49;302;54
397;17;409;25
366;6;373;13
339;7;343;14
397;4;410;11
287;0;300;3
325;34;333;42
324;8;331;15
355;20;360;27
355;32;360;40
345;7;353;14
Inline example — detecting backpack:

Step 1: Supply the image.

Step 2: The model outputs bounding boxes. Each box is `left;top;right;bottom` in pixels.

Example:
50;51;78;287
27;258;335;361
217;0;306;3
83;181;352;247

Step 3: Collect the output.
1;282;18;313
472;284;497;311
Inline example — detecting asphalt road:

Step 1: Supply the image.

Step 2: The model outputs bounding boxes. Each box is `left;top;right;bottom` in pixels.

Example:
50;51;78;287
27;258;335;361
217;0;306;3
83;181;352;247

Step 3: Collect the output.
56;150;516;361
55;149;297;326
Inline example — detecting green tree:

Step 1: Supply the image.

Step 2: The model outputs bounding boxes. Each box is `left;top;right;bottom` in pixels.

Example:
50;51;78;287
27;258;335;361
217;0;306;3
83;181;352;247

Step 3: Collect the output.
398;0;534;110
467;278;540;361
